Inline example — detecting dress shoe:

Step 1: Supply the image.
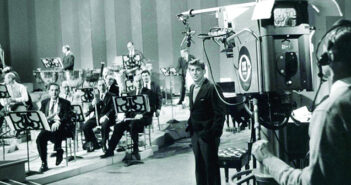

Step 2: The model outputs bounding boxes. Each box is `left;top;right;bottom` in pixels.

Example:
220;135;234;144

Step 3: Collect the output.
39;163;49;173
83;142;89;150
100;151;114;159
87;142;101;152
116;146;126;152
56;149;64;166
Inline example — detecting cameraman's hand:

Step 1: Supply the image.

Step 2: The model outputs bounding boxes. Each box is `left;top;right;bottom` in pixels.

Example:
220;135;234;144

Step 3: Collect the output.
252;140;274;162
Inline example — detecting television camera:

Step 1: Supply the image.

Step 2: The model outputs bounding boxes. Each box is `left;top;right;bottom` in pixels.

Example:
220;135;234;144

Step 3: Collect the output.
178;0;342;184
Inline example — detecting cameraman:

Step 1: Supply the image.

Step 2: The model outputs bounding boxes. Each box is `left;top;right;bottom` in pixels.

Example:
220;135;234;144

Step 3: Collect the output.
252;19;351;185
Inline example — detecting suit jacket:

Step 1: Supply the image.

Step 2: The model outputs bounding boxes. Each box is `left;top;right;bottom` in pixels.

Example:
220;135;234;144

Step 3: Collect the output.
40;97;73;136
140;81;162;118
188;79;226;139
62;53;74;70
87;91;116;121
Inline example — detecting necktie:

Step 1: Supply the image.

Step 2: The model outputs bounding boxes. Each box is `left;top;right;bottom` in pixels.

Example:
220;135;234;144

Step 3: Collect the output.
49;100;56;115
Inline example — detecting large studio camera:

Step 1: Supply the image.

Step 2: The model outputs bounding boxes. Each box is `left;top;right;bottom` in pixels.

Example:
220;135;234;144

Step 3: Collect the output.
178;0;317;130
220;0;313;94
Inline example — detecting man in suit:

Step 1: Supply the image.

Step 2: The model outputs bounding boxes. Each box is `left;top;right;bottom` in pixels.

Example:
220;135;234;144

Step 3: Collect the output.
36;83;73;173
187;59;226;185
82;79;116;152
252;19;351;185
176;48;195;105
62;45;74;71
100;70;162;160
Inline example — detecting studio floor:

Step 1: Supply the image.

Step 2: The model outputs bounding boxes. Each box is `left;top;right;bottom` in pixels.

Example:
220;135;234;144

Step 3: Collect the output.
1;99;251;185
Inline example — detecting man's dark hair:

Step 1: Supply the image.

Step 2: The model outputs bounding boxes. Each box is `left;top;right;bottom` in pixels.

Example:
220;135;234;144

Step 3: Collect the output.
48;82;60;90
63;45;70;51
327;19;351;64
188;59;205;70
141;69;151;76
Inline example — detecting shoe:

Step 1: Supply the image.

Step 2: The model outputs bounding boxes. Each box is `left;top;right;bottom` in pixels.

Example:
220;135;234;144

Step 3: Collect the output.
39;163;49;173
83;142;89;150
56;149;64;166
100;151;114;159
116;146;126;152
87;142;101;152
177;102;183;105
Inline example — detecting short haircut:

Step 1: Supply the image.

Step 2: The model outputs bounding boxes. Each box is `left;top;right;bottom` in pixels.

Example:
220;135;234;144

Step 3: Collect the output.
63;45;70;51
48;82;60;89
188;59;205;70
141;69;150;76
127;41;134;46
4;72;16;80
327;19;351;64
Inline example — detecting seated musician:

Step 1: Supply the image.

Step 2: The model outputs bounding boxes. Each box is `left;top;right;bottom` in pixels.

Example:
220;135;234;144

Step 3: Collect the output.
0;72;32;128
105;74;119;95
59;81;73;102
36;83;73;173
82;79;117;152
0;72;32;153
100;70;162;160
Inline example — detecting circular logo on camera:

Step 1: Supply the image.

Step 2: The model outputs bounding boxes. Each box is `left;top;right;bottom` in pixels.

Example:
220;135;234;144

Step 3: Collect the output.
238;46;252;91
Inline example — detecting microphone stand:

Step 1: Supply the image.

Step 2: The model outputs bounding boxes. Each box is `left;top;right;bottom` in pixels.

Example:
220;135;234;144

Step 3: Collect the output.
160;67;179;124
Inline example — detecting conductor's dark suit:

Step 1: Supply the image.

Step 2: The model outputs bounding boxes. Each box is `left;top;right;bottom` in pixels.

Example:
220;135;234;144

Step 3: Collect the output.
62;53;74;71
36;98;73;164
188;78;226;185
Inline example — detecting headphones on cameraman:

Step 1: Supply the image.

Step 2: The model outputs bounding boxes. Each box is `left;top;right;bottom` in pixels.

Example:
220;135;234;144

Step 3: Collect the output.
316;19;351;67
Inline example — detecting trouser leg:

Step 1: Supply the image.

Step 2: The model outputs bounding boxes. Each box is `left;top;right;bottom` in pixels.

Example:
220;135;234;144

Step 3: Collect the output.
51;130;64;152
107;121;128;152
191;133;207;185
36;130;53;164
101;119;113;148
178;76;186;103
82;118;98;144
198;135;221;185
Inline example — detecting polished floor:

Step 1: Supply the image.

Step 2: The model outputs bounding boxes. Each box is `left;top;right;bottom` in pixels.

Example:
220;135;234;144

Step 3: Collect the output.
49;129;250;185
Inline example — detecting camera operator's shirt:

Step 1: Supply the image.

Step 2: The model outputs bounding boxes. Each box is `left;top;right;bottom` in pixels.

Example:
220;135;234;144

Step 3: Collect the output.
262;77;351;185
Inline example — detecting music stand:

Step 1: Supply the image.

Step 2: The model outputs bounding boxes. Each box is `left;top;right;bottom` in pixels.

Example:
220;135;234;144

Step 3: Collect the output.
79;88;94;103
67;105;85;162
160;67;179;124
40;57;63;69
112;94;150;166
6;111;50;176
122;54;142;71
0;84;10;99
0;84;10;159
